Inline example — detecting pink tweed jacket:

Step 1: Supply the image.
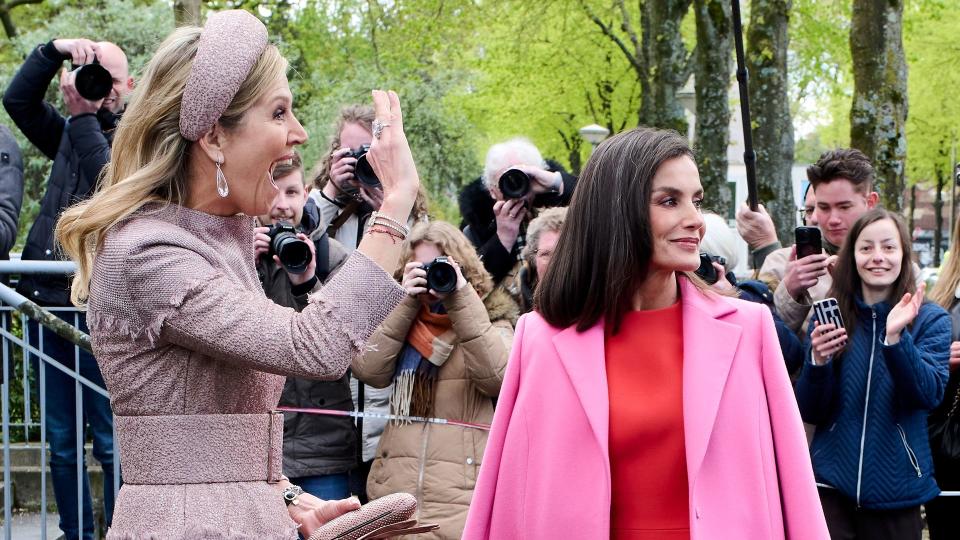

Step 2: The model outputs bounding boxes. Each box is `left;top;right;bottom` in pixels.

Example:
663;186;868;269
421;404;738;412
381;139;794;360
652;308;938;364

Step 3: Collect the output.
86;203;404;539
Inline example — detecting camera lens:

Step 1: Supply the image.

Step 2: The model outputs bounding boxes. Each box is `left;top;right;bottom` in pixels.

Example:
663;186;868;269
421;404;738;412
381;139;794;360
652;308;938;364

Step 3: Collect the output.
272;232;311;274
354;154;381;188
426;259;458;294
74;61;113;102
498;169;530;199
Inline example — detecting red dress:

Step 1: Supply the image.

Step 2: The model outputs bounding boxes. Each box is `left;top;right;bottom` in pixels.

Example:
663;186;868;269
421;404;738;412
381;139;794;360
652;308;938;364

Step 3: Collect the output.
605;301;690;540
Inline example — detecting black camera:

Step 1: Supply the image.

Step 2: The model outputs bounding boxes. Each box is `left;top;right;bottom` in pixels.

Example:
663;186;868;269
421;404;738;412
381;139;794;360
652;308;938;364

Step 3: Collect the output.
498;168;531;200
71;57;113;102
422;256;458;294
346;144;381;188
694;252;727;285
266;222;311;274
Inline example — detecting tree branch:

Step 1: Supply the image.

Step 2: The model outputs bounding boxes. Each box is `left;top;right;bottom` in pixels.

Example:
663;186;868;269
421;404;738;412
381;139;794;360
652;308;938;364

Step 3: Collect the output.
615;0;640;58
5;0;43;9
580;1;644;75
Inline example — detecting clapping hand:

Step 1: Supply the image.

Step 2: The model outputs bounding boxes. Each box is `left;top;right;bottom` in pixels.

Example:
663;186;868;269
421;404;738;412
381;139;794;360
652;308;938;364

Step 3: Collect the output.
886;282;925;345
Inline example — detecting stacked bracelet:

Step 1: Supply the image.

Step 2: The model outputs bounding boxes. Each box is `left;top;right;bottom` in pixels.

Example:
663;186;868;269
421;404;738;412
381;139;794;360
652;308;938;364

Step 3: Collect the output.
368;225;404;244
369;211;410;237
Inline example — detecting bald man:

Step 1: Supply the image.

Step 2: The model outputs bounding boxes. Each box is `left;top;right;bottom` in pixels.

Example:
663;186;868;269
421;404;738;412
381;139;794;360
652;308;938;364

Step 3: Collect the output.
2;36;132;540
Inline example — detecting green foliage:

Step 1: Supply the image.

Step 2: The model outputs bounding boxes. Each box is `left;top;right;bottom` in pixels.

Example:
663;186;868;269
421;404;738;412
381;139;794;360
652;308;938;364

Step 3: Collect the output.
0;0;172;248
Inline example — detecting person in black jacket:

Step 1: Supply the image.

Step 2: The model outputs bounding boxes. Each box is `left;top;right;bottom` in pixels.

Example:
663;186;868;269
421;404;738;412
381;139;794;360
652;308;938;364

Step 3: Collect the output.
3;37;132;540
458;138;576;293
253;153;358;501
0;125;23;261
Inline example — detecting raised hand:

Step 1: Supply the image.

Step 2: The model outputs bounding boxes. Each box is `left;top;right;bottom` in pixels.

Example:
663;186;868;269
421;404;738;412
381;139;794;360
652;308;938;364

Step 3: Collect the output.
782;245;829;301
886;282;926;345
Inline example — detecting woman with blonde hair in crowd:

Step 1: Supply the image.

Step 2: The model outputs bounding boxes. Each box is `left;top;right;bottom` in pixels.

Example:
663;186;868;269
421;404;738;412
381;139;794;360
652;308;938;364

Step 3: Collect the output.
55;10;428;539
926;219;960;540
352;220;517;539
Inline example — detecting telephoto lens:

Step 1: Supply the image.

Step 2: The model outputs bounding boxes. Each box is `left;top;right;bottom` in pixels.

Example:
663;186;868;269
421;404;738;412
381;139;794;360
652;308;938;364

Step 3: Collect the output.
266;222;312;274
498;168;530;199
73;58;113;101
423;256;458;294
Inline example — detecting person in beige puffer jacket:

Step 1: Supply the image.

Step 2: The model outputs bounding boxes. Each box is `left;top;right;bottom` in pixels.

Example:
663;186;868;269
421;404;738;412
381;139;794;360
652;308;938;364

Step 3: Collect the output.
352;220;517;539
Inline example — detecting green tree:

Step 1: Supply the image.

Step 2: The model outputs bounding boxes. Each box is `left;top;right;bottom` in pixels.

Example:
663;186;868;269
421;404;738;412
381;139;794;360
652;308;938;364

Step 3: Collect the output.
850;0;908;211
746;0;796;245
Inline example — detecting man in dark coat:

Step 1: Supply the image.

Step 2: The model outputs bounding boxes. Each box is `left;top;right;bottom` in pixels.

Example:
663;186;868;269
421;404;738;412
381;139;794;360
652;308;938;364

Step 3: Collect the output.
0;125;24;261
458;138;576;292
3;37;132;540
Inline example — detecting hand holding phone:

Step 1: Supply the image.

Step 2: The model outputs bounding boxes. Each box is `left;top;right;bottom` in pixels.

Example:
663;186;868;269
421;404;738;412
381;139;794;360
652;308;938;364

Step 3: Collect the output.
811;297;847;365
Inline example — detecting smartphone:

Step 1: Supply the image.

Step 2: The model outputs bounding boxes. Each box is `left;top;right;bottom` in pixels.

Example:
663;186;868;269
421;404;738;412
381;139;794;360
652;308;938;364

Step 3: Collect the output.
812;297;845;332
795;226;822;259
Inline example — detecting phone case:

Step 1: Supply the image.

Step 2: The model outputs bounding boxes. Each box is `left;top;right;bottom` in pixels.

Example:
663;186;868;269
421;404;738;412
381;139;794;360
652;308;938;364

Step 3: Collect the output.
307;492;439;540
813;297;844;331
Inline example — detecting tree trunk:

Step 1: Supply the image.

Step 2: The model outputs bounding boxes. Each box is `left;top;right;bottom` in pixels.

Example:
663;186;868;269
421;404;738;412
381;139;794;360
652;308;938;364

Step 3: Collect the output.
692;0;732;214
640;0;694;133
174;0;202;27
908;183;916;233
582;0;692;133
935;171;945;267
850;0;908;211
745;0;795;247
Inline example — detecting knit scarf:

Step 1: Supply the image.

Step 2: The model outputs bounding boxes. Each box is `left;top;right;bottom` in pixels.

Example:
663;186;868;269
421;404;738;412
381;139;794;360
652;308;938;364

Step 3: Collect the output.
390;303;455;423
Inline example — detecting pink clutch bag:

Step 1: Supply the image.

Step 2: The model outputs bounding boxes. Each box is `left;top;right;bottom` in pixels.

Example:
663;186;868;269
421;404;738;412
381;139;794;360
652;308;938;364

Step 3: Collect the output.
307;493;439;540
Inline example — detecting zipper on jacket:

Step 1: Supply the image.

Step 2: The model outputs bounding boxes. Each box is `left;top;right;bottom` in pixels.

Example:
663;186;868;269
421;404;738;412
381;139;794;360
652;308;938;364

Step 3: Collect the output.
896;423;923;478
415;423;430;511
856;311;877;507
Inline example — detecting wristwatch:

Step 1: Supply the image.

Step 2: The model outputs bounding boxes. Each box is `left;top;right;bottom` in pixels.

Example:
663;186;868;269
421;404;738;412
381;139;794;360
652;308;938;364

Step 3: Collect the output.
282;484;304;506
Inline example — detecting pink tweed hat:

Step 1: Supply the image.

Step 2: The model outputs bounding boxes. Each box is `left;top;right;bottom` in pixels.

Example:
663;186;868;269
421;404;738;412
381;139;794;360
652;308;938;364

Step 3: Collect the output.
180;10;269;141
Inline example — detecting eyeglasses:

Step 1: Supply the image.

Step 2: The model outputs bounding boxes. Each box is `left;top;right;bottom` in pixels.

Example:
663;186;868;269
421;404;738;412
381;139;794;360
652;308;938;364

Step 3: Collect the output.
797;207;815;224
534;249;553;262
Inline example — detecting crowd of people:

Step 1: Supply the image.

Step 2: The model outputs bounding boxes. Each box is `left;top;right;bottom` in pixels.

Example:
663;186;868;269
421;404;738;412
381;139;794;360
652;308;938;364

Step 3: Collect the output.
2;7;957;540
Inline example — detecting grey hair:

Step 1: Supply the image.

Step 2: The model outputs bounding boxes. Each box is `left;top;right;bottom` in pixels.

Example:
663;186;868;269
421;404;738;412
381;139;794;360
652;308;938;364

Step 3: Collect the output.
522;206;568;267
700;212;741;272
483;137;546;189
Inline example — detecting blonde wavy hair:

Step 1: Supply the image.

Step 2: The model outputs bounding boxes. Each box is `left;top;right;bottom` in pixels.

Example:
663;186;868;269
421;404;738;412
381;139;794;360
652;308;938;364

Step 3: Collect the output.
398;221;493;298
55;26;288;306
931;216;960;309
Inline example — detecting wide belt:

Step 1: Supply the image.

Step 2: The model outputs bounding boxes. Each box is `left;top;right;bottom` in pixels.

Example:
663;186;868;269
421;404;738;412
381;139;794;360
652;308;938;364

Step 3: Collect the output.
114;412;283;485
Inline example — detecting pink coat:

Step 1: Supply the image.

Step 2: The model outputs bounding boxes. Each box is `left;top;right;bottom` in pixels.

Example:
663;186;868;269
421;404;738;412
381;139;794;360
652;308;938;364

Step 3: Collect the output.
463;277;828;540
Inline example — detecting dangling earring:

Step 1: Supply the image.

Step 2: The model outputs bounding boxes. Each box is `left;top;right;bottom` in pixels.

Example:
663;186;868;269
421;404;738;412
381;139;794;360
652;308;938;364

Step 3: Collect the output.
215;157;229;197
267;170;279;190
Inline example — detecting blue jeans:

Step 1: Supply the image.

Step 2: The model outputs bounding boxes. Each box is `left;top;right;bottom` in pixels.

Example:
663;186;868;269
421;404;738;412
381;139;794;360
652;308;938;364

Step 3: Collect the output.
28;312;117;540
289;473;351;500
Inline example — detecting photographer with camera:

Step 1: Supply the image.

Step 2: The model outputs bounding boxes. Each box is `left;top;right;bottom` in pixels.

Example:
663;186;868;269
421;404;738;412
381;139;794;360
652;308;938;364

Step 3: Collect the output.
458;138;577;292
3;37;132;540
352;221;517;539
309;104;429;502
253;153;360;502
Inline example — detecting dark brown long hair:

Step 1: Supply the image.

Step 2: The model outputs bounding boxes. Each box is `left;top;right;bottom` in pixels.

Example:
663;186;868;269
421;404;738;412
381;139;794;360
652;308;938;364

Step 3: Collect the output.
535;127;704;334
828;208;915;337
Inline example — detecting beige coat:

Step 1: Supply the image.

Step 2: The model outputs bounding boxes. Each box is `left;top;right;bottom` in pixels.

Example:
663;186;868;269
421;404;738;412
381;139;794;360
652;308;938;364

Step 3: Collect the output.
352;286;517;539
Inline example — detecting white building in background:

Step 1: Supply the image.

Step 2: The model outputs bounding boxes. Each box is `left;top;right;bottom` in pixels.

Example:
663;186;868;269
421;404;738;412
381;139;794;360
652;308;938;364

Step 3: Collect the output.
678;77;807;276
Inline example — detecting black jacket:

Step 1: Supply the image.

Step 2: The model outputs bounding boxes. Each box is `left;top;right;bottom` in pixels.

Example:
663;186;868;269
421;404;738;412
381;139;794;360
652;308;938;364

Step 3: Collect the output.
458;160;576;283
0;125;24;260
3;41;119;306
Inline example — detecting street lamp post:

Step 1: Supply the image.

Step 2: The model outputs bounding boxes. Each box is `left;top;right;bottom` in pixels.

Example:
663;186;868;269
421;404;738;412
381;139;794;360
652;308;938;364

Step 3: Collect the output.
579;124;610;154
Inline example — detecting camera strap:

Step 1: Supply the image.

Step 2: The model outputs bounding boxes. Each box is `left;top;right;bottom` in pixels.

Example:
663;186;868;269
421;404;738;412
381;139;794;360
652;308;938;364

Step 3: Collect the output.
326;199;361;237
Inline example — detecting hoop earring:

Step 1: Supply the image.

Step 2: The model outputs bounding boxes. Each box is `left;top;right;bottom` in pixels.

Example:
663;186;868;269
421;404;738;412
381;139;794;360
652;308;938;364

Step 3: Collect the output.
267;170;278;190
215;158;229;197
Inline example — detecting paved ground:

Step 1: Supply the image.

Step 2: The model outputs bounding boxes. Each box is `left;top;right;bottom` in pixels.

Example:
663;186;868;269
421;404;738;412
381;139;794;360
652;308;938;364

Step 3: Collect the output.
1;510;62;539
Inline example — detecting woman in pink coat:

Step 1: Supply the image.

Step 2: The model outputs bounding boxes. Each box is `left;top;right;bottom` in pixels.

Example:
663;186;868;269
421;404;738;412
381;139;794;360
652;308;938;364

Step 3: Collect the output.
462;128;828;540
